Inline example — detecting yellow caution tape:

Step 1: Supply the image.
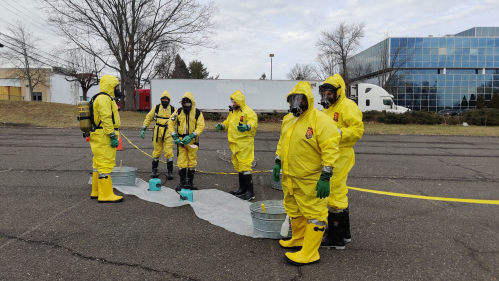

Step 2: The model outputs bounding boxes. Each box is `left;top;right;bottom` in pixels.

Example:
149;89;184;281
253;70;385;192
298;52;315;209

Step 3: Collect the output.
121;132;499;205
120;132;270;175
347;186;499;205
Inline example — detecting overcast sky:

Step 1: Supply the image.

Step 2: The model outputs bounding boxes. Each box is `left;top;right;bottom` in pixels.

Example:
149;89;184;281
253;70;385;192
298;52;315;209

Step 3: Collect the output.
1;0;498;80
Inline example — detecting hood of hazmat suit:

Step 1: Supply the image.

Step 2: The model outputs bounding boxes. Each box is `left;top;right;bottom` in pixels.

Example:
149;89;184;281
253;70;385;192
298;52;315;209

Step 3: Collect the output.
89;74;121;175
222;90;258;172
275;81;341;221
322;74;364;148
278;81;340;181
223;90;258;141
168;92;205;142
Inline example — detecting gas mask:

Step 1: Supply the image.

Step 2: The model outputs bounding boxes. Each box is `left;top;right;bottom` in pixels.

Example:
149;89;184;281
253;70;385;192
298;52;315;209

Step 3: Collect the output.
287;94;308;117
182;98;192;112
114;85;123;99
319;84;340;109
230;99;239;110
161;98;170;108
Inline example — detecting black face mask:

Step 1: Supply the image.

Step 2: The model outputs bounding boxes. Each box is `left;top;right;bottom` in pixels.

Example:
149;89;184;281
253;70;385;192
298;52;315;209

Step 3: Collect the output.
114;86;122;98
161;100;169;108
288;94;308;117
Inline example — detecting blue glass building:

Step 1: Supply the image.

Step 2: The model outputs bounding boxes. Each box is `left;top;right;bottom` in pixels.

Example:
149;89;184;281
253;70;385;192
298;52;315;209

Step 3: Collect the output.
348;27;499;112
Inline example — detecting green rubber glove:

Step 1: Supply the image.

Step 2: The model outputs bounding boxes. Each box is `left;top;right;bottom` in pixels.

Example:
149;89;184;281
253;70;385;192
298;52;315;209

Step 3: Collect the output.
272;158;281;182
141;127;146;139
172;134;182;145
316;169;332;199
237;124;249;132
181;133;195;144
215;123;224;132
110;133;119;148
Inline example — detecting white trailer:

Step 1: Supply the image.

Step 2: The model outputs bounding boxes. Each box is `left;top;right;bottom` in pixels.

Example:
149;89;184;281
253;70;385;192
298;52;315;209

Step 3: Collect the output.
150;79;323;113
350;83;410;113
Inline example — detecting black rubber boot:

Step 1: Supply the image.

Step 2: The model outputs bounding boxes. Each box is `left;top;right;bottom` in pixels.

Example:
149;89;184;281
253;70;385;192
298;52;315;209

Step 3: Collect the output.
237;173;255;201
343;207;351;242
151;159;159;178
187;169;198;190
167;161;174;180
229;173;245;195
321;211;346;250
176;168;186;192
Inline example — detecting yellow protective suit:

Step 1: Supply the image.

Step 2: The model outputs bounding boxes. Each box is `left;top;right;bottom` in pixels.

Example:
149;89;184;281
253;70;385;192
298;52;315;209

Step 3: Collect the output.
143;91;174;159
168;92;205;168
276;81;340;222
222;90;258;172
89;74;121;175
322;74;364;210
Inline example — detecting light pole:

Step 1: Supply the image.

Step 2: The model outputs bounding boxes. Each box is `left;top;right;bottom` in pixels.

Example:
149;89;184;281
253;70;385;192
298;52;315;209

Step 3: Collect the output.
269;54;274;80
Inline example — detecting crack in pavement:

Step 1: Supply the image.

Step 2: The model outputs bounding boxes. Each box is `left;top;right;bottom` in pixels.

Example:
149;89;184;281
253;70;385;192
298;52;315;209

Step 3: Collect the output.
48;155;88;170
0;232;200;280
290;267;302;281
453;238;499;277
431;157;498;180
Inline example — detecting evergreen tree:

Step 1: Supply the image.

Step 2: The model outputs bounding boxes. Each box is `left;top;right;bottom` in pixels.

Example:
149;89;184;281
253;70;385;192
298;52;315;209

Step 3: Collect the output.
189;60;209;79
488;92;499;109
476;94;485;109
171;54;190;79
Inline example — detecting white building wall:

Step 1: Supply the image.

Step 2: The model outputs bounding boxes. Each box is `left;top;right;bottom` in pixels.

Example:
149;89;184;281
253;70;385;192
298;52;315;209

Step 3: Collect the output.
50;74;80;104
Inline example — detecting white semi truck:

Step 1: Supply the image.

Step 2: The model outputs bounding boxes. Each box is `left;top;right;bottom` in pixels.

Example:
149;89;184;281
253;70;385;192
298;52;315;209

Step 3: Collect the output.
150;79;409;114
350;83;410;113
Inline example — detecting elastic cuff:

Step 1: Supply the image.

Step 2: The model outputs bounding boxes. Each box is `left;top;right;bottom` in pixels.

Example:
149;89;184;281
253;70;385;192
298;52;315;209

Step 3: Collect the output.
247;125;251;130
167;157;173;162
192;132;197;137
109;132;116;138
322;166;332;173
142;125;147;130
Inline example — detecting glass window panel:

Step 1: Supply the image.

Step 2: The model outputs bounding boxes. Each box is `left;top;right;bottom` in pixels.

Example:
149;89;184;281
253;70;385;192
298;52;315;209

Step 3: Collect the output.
414;74;422;80
421;74;429;81
455;48;463;55
423;48;431;55
415;55;423;61
407;38;415;47
486;48;494;55
462;81;469;87
486;61;493;67
471;38;478;48
462;55;470;61
462;61;470;67
477;74;485;80
438;80;445;86
422;61;430;67
438;38;446;47
400;38;408;47
454;74;461;80
415;38;423;47
462;74;469;80
445;87;452;94
445;61;454;67
447;48;455;55
463;48;470;55
469;81;477;87
479;38;486;47
453;93;461;100
495;38;499;47
488;28;495;36
415;48;423;54
478;55;485;61
455;38;463;47
469;55;477;61
485;74;493;81
495;55;499;61
430;48;438;55
438;55;446;61
455;61;463;67
406;61;414;67
463;38;470;48
495;62;499;67
415;61;422;67
431;38;439;47
406;87;413;93
391;38;400;48
470;48;478;55
437;61;444;67
423;38;431;48
494;75;499;81
453;80;461;87
413;93;421;99
446;80;453;86
485;87;492;93
478;48;485;55
478;61;485;67
495;48;499;55
455;55;462;61
486;55;493;61
430;55;438;61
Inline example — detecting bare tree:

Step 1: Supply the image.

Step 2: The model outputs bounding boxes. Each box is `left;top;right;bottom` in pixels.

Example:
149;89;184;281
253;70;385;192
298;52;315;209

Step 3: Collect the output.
316;21;366;84
0;21;48;100
44;0;218;110
54;48;105;101
286;63;317;80
376;32;414;92
314;52;338;80
151;44;179;79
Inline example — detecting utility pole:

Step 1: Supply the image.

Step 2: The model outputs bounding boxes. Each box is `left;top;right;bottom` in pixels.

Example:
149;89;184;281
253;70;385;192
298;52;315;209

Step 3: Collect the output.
269;54;274;80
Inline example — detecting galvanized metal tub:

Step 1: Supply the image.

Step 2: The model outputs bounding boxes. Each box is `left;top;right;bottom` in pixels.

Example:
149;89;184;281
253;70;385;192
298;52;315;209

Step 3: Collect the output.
271;173;283;190
250;200;290;239
110;167;137;186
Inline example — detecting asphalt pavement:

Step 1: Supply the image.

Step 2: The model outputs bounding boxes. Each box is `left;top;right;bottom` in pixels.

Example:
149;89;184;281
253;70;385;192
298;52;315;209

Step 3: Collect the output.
1;127;498;280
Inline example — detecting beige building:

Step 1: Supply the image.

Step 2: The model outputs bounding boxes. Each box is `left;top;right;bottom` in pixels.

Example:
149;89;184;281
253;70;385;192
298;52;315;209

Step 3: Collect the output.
0;68;80;104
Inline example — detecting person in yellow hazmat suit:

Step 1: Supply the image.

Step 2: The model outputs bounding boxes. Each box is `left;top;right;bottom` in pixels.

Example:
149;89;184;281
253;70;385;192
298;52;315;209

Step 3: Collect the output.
89;74;123;203
141;91;176;180
215;90;258;200
168;92;205;191
318;74;364;250
272;81;340;266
